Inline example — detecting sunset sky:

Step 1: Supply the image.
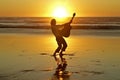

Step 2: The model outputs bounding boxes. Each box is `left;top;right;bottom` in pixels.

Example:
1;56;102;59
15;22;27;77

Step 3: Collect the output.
0;0;120;17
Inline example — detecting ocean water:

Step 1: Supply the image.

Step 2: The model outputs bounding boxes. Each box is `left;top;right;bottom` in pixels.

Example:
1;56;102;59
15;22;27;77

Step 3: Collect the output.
0;29;120;80
0;17;120;29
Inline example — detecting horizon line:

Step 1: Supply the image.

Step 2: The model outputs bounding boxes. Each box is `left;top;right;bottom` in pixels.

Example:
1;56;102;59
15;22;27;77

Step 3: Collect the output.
0;16;120;18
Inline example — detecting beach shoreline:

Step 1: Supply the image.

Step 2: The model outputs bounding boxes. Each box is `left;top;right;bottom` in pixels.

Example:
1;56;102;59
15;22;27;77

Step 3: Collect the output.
0;29;120;80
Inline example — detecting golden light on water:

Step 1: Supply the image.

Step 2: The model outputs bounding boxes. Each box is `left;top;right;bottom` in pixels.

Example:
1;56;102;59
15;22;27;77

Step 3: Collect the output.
49;36;57;47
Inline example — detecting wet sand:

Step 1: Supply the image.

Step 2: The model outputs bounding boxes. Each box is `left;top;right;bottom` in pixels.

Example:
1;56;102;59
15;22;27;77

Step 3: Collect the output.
0;29;120;80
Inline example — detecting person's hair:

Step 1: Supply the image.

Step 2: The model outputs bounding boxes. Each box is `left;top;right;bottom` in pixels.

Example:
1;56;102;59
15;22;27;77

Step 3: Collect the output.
51;19;56;26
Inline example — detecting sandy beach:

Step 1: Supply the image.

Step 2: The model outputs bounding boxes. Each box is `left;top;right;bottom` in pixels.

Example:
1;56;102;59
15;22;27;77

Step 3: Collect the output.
0;29;120;80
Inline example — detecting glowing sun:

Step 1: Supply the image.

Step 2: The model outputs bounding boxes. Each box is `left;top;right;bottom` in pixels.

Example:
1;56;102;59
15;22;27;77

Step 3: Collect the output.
53;6;68;18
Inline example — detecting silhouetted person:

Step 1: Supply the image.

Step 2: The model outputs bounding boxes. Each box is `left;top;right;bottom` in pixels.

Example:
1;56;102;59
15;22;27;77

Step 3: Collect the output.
51;13;76;56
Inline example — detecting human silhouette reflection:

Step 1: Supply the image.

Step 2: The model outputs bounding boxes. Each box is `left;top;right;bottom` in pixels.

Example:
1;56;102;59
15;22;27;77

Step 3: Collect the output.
51;54;71;80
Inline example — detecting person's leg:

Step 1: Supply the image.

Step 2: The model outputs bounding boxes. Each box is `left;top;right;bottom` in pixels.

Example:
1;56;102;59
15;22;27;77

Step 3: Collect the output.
62;39;67;51
53;37;62;55
60;37;67;55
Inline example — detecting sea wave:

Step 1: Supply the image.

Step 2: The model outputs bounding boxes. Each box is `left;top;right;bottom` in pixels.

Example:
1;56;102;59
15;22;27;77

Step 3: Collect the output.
0;17;120;29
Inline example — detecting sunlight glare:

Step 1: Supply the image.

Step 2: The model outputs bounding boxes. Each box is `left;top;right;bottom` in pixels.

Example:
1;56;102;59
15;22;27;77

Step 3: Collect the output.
53;6;68;18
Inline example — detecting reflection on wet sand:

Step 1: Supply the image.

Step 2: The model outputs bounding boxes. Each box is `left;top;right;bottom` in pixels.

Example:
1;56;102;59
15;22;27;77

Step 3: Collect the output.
52;53;71;80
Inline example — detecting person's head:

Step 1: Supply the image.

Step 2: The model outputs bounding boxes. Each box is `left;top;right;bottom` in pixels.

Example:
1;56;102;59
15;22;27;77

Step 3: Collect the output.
51;19;56;26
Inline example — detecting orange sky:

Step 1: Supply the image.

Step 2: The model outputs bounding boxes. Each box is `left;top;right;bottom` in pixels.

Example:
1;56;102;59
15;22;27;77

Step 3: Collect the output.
0;0;120;17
